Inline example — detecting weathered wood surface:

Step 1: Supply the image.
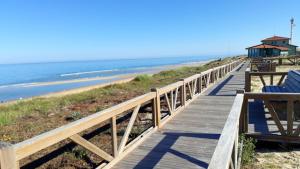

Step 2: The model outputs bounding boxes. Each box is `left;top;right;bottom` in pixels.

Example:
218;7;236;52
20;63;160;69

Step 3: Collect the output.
111;62;249;169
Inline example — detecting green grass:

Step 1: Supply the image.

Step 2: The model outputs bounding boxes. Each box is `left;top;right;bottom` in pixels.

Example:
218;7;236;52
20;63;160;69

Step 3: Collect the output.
240;134;256;165
0;56;241;127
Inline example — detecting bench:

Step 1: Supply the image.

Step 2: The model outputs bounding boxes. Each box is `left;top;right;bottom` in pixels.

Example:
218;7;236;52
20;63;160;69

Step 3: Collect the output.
262;70;300;93
262;70;300;120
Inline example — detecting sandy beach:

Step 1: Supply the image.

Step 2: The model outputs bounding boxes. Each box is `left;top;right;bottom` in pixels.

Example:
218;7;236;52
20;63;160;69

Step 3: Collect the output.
0;60;210;105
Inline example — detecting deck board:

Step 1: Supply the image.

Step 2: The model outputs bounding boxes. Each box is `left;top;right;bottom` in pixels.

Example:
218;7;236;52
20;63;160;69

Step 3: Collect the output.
111;62;248;169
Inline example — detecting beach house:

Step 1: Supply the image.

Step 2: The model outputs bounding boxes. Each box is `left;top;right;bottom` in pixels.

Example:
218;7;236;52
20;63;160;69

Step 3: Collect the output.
246;36;298;57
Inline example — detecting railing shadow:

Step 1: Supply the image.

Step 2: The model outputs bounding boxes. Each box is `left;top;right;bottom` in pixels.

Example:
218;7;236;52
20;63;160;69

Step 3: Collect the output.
249;100;269;133
133;132;220;169
235;64;244;71
207;75;234;96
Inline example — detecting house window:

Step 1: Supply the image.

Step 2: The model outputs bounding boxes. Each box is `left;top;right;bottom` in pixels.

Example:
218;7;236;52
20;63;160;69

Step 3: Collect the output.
283;41;286;44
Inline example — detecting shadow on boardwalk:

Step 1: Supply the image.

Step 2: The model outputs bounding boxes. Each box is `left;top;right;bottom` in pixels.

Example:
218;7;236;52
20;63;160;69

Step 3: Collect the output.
248;100;269;134
208;75;234;96
133;132;220;169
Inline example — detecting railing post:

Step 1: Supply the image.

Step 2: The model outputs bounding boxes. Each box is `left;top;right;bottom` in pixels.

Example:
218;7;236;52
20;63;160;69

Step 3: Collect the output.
198;73;202;94
237;90;248;134
0;142;19;169
245;68;251;92
111;116;118;157
151;88;161;127
180;79;186;107
151;88;161;128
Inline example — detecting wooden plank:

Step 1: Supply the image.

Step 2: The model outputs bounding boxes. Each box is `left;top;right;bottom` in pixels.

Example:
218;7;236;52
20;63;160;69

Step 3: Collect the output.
245;68;250;92
164;93;173;114
199;74;203;93
0;142;19;169
277;74;286;85
270;75;273;85
170;89;174;111
187;82;193;98
259;75;266;86
208;94;244;169
102;126;157;169
246;133;300;143
244;93;300;100
118;105;141;154
174;87;179;110
293;124;300;136
287;100;294;135
70;134;114;162
111;116;118;157
264;101;286;136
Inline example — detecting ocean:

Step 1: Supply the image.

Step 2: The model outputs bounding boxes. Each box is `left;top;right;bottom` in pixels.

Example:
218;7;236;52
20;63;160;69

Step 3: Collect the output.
0;56;219;102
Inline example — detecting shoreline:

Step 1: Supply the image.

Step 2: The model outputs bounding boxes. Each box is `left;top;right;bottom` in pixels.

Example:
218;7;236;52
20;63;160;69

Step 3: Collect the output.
0;60;210;105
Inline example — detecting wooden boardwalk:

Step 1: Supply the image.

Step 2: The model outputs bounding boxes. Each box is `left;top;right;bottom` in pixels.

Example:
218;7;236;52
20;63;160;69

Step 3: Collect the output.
112;62;249;169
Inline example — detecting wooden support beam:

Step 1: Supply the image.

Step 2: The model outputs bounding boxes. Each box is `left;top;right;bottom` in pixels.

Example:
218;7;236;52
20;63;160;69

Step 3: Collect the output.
170;90;174;111
245;68;250;92
0;142;19;169
164;93;173;114
118;105;141;154
270;75;273;85
287;100;294;135
259;75;266;86
277;75;286;85
199;74;202;93
187;82;193;98
265;101;286;135
151;88;161;127
293;124;300;136
181;80;186;107
111;116;118;157
174;87;179;110
70;134;114;162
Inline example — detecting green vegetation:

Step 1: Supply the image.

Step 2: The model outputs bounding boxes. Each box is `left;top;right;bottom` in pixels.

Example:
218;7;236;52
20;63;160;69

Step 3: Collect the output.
0;56;239;133
240;134;256;165
133;74;152;82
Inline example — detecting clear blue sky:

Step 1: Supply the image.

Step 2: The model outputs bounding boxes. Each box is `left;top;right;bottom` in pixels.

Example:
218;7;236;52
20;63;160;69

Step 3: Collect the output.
0;0;299;64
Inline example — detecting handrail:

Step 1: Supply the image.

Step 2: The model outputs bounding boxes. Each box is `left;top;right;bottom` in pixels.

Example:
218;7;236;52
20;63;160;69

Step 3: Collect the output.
241;92;300;139
208;94;244;169
245;68;289;92
0;59;243;169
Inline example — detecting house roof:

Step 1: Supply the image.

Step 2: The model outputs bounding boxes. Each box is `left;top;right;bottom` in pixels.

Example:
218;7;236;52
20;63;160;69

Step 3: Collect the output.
246;44;289;51
261;36;290;42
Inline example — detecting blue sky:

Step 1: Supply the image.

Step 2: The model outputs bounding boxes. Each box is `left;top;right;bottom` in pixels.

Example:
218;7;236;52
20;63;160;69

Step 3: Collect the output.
0;0;299;64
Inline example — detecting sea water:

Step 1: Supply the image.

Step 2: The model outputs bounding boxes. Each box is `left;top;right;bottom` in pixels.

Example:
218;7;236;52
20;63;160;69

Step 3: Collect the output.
0;56;219;101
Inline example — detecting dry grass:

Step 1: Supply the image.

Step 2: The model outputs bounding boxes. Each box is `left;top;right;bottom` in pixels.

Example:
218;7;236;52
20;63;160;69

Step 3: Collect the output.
250;65;300;92
244;149;300;169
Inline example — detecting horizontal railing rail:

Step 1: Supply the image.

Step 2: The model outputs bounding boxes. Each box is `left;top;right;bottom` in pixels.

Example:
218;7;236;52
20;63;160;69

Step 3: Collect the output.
245;68;288;92
255;55;300;65
208;94;244;169
0;59;243;169
240;92;300;143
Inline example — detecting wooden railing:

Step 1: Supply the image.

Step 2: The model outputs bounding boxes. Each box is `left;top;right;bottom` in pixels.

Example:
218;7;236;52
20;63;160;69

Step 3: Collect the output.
259;55;300;65
244;68;300;143
250;61;276;72
209;91;300;169
245;68;288;92
208;94;244;169
240;92;300;143
0;59;243;169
